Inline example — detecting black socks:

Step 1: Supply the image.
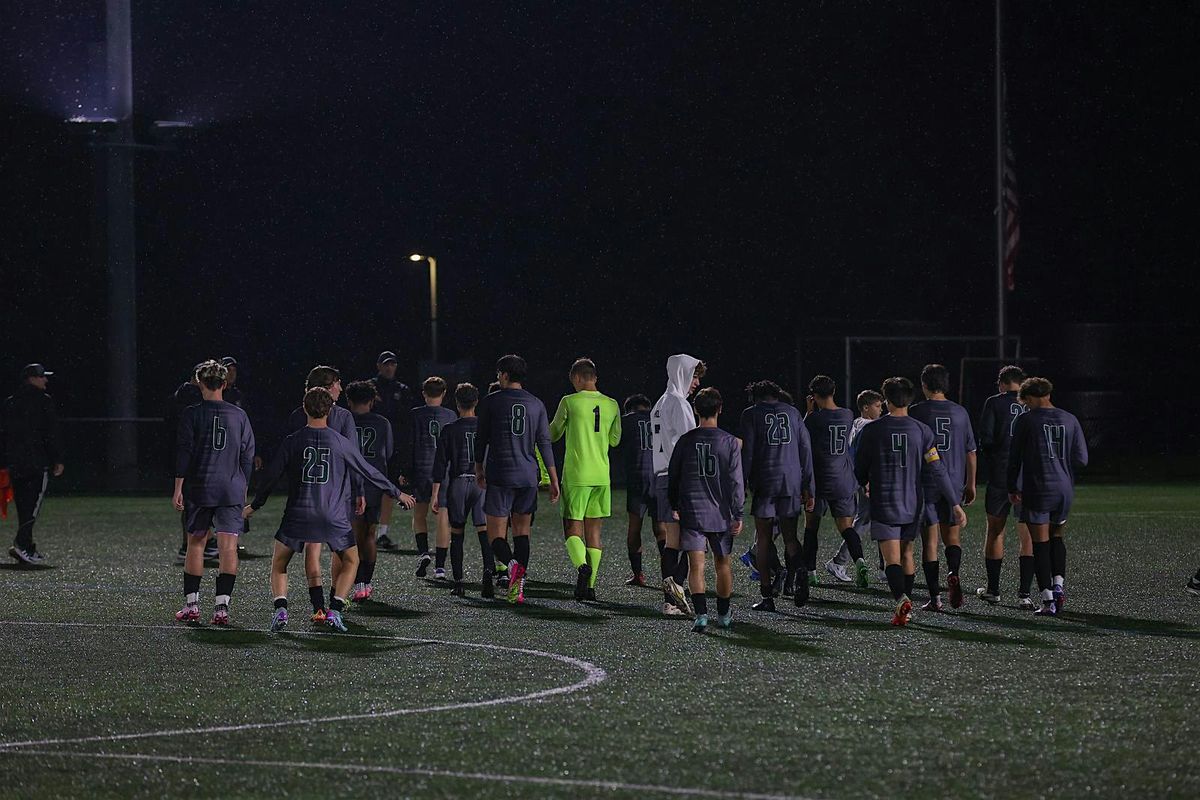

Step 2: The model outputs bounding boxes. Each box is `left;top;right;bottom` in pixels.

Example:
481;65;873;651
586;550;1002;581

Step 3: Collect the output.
492;537;514;566
309;586;326;612
716;596;731;616
477;531;495;573
629;549;642;575
904;572;915;598
1050;537;1066;579
273;597;288;610
945;544;962;575
435;546;448;569
840;527;864;562
415;532;429;554
183;572;201;597
922;560;940;601
985;558;1002;596
661;547;679;579
803;527;818;571
1019;555;1035;596
1032;540;1053;593
450;533;464;581
693;592;708;617
884;564;905;600
513;535;530;568
329;596;345;613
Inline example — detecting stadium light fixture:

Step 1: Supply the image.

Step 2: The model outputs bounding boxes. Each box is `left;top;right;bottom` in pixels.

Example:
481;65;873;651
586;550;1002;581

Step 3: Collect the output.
409;253;439;364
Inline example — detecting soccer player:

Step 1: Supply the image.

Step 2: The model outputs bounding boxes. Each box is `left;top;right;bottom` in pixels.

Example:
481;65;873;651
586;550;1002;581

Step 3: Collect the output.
475;354;560;604
803;375;871;592
825;389;884;582
409;377;457;580
619;394;655;586
172;360;254;624
248;387;411;633
1007;377;1088;617
346;380;395;602
739;380;814;612
285;366;364;619
549;358;621;602
975;365;1035;607
432;383;490;597
668;388;744;633
167;363;216;565
650;354;706;616
854;377;966;626
909;364;978;610
369;351;412;551
2;364;65;565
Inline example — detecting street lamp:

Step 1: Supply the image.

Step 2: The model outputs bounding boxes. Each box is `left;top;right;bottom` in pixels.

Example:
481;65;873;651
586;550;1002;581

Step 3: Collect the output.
409;253;439;364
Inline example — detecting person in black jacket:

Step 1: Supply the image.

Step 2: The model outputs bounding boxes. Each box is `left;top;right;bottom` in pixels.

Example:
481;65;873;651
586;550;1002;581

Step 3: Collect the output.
368;350;412;550
2;364;65;564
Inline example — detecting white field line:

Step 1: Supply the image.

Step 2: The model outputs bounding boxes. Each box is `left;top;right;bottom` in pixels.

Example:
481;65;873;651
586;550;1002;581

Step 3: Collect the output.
0;750;814;800
0;621;605;750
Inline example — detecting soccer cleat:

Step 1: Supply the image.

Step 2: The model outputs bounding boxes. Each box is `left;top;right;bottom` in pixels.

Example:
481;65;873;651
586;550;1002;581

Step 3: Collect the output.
663;577;693;615
451;582;466;597
175;603;201;623
270;608;289;632
481;576;495;599
624;572;646;587
975;587;1001;604
211;606;231;626
922;597;944;612
506;561;527;604
496;567;510;590
1186;576;1200;597
1034;601;1057;616
771;568;787;598
854;559;871;589
1053;584;1066;613
575;564;592;601
351;583;369;602
715;612;733;629
825;559;852;583
692;614;708;633
310;609;328;624
794;576;810;607
782;569;796;598
947;574;965;608
891;597;913;627
876;568;888;584
9;545;35;565
807;570;819;588
375;533;396;551
663;602;686;616
364;584;374;600
237;543;247;557
433;567;447;582
415;551;432;577
739;549;755;570
1017;595;1037;611
326;609;348;632
586;588;597;602
752;596;777;612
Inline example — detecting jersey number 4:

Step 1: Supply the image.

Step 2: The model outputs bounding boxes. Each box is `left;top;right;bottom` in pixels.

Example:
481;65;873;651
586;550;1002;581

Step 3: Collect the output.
302;446;331;485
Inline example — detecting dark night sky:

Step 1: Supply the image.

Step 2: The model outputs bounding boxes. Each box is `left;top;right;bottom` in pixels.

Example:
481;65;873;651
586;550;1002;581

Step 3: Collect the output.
2;2;1198;461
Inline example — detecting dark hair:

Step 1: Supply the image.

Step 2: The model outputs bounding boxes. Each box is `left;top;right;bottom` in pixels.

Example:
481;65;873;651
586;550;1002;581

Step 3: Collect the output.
455;382;480;409
487;381;502;395
1019;376;1053;399
920;363;950;394
570;357;597;380
808;374;836;399
998;364;1026;386
344;380;379;407
422;376;448;398
746;380;783;403
694;387;723;418
693;361;708;379
778;389;795;406
305;365;340;391
623;393;651;413
195;360;228;391
303;386;335;419
856;389;883;410
496;354;527;383
881;377;915;409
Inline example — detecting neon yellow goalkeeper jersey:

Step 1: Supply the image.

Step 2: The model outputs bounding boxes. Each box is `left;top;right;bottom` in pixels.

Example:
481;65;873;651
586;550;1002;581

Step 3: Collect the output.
549;390;622;486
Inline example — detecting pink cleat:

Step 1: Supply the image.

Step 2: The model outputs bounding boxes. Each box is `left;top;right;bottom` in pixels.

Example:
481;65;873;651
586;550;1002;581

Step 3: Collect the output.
175;604;201;623
352;583;370;602
506;560;527;604
211;607;230;626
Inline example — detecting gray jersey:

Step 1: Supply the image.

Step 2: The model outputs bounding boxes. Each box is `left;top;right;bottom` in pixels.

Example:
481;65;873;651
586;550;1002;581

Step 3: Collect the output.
853;415;958;526
175;400;255;507
667;426;744;532
909;399;976;502
739;402;814;500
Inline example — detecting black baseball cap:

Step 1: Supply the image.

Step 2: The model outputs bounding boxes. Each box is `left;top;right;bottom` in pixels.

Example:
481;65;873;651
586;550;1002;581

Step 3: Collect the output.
220;356;239;368
377;351;398;365
21;363;54;378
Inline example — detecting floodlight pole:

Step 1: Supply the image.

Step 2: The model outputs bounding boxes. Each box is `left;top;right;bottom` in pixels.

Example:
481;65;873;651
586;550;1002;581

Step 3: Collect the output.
410;254;439;364
994;0;1007;359
106;0;138;488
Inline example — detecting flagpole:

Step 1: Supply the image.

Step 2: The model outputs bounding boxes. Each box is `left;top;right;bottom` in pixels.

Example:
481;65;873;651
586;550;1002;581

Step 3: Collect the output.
994;0;1007;359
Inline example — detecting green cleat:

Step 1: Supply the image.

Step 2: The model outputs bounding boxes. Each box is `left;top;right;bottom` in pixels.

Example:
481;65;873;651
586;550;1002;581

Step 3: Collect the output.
855;558;870;589
808;570;819;588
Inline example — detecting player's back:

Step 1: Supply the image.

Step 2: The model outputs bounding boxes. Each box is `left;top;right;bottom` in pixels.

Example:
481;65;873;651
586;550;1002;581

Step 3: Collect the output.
909;398;976;491
275;426;359;532
804;406;856;499
289;403;356;442
670;426;743;531
477;388;550;488
179;400;253;506
979;390;1024;483
352;411;393;477
437;416;479;478
621;410;654;487
410;405;458;478
855;415;934;525
740;401;810;497
552;390;620;485
1010;407;1088;503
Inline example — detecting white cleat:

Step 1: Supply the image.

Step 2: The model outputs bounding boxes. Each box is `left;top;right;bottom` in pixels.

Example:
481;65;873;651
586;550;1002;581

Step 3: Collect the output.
824;559;853;583
1016;596;1037;611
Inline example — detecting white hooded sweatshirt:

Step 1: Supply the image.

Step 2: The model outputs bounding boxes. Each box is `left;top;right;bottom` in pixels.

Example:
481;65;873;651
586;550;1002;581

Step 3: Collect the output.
650;353;701;476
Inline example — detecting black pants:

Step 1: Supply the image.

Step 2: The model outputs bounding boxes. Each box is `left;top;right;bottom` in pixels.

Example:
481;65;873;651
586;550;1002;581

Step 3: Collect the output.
12;470;49;550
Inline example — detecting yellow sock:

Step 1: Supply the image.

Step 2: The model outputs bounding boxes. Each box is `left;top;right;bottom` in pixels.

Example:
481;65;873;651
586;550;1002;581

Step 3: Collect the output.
586;547;602;588
565;536;587;569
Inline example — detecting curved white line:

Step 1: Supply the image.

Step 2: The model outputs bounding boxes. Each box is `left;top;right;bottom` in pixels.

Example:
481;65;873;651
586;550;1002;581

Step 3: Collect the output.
0;621;606;750
2;750;815;800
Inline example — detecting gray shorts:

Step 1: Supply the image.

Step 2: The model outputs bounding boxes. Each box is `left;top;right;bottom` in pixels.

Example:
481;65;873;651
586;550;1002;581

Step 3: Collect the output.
985;484;1020;518
650;474;675;524
1020;497;1071;526
680;528;735;556
184;503;243;536
484;485;538;518
275;528;356;554
626;479;653;518
871;519;920;542
412;478;448;507
447;476;485;530
812;494;856;519
752;493;804;519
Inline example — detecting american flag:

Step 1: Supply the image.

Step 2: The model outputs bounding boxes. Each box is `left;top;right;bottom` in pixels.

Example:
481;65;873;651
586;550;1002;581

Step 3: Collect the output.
1003;135;1020;291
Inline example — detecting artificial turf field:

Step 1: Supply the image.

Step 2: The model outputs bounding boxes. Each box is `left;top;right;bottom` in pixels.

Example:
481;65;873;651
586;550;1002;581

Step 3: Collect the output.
1;486;1197;799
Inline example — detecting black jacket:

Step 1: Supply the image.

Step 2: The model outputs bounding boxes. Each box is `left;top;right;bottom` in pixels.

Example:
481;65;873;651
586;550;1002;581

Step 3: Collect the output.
1;384;64;477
